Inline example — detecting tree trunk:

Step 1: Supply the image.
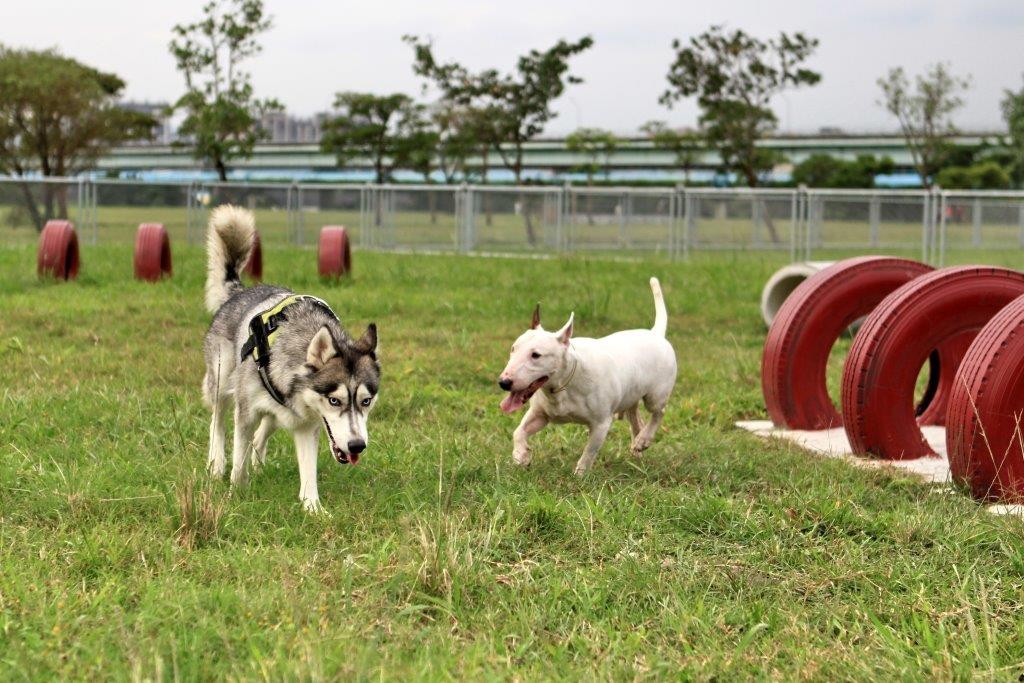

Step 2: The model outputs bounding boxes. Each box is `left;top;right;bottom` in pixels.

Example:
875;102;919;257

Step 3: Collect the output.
17;181;44;232
744;166;781;244
516;167;537;246
482;149;492;227
215;157;228;182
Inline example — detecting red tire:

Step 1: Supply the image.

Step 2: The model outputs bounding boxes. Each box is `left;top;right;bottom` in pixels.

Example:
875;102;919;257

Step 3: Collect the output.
947;295;1024;502
133;223;172;281
318;226;351;278
244;231;262;281
37;220;80;280
762;256;933;430
842;266;1024;460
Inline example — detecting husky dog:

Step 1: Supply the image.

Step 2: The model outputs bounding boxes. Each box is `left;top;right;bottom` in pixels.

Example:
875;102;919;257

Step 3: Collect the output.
202;205;380;513
498;278;677;475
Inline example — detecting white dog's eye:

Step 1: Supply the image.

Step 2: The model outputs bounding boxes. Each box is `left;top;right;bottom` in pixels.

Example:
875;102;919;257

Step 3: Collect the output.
328;396;341;407
361;397;372;407
531;351;541;359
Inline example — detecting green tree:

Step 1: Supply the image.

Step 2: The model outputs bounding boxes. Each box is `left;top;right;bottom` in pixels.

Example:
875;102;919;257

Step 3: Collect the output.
791;154;895;188
659;26;820;189
877;63;971;188
935;161;1010;190
640;121;703;183
169;0;282;181
1002;75;1024;187
320;92;425;184
404;34;593;243
565;127;617;185
0;46;154;229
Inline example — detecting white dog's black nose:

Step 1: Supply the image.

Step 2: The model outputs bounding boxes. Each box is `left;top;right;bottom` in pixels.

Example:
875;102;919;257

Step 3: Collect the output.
498;378;513;391
347;439;366;455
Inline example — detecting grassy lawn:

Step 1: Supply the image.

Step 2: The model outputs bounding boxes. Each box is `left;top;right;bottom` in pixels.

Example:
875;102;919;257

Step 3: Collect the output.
3;244;1024;679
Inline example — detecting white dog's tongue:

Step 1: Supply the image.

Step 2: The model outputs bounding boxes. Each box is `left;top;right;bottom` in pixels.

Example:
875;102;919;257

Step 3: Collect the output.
500;391;527;414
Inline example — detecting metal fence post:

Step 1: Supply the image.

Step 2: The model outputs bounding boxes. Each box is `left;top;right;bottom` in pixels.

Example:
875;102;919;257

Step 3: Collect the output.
972;197;982;247
869;193;880;247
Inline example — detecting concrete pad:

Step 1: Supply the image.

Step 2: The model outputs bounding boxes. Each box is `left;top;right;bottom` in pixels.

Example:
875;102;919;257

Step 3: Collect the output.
735;420;1022;517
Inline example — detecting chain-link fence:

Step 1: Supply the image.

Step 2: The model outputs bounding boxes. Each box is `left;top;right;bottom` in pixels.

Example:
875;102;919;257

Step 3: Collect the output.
2;177;1024;263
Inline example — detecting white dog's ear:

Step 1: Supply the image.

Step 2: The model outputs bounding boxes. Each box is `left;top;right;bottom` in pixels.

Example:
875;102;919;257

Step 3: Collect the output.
531;303;542;330
306;326;336;369
555;312;574;346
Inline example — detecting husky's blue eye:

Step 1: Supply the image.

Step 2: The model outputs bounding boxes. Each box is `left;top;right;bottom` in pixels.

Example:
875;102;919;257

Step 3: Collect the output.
328;397;341;407
361;397;372;407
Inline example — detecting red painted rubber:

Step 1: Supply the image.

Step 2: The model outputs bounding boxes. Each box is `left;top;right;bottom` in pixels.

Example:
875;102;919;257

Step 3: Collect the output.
842;266;1024;460
947;294;1024;502
133;223;172;281
37;220;80;280
762;256;933;429
244;231;262;281
318;226;352;278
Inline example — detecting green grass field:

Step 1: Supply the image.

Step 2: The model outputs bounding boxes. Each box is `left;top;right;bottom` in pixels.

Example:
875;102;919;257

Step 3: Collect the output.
3;244;1024;679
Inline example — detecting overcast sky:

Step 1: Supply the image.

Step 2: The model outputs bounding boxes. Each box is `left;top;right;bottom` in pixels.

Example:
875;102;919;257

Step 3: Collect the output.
3;0;1022;135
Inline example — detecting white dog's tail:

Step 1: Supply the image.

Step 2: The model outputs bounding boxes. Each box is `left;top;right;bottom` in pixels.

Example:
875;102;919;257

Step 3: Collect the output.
649;277;668;337
205;205;256;313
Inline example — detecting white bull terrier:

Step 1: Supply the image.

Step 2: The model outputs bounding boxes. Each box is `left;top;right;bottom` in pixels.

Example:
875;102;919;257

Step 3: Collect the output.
498;278;678;475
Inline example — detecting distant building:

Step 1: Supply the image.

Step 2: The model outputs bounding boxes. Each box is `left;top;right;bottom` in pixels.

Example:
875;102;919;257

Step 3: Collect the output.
260;112;329;143
120;101;175;145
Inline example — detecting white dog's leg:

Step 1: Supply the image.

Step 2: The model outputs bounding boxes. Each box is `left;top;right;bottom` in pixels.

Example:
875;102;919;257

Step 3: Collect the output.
230;404;256;488
574;418;612;475
513;407;548;467
207;398;229;479
294;425;326;514
632;394;669;456
252;416;276;468
625;405;644;441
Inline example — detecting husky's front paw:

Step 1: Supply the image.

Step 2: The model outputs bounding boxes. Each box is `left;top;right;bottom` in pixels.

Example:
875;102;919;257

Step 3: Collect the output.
230;466;249;488
512;447;532;467
301;497;331;516
630;435;653;457
208;458;226;479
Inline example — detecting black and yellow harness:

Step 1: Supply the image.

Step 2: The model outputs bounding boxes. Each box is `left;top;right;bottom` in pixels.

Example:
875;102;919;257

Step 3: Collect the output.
240;294;338;405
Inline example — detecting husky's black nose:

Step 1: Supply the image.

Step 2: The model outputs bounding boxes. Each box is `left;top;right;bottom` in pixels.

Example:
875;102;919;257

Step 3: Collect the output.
347;439;366;455
498;378;513;391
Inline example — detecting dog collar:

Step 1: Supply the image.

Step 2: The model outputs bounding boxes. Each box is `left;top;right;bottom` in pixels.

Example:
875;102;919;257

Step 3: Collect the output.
240;294;339;405
548;357;578;394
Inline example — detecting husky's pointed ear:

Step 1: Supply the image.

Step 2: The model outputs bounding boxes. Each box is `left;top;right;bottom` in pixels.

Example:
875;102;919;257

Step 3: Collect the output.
353;323;378;355
556;312;574;346
531;303;542;330
306;326;336;369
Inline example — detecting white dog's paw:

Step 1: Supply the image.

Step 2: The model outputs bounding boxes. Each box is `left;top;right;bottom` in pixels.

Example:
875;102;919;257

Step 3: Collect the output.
573;463;591;476
512;448;532;467
302;497;331;516
208;459;226;479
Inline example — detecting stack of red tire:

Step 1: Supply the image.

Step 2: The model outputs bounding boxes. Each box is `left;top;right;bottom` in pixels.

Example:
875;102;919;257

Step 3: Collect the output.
762;257;1024;504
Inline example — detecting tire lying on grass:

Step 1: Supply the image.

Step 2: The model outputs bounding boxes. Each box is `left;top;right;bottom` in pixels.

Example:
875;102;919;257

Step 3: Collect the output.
37;220;80;280
947;294;1024;502
133;223;172;281
318;226;351;278
244;231;262;281
842;266;1024;460
762;256;933;430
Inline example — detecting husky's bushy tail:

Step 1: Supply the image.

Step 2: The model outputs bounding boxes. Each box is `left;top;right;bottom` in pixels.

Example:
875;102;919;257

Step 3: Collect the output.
205;205;256;313
649;277;668;337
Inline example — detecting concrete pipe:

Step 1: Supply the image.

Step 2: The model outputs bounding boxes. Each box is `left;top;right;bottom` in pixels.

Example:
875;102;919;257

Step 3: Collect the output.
760;262;835;328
